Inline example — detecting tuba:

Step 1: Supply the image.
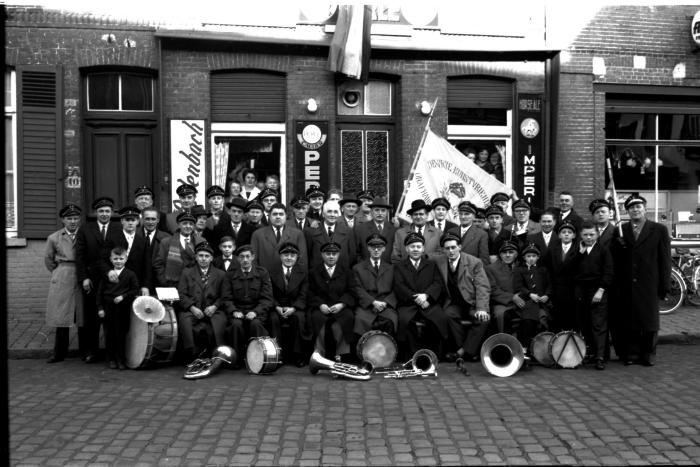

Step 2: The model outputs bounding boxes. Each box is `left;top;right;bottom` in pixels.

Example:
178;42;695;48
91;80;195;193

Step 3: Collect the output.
480;333;525;377
309;351;372;380
380;349;439;379
183;346;236;380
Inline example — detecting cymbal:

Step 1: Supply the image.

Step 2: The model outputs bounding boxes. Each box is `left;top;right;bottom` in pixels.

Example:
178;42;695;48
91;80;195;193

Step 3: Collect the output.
132;296;166;323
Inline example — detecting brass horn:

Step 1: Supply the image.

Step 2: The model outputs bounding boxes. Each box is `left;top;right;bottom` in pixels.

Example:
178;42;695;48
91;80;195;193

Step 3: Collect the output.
480;333;525;377
382;349;439;379
309;351;372;381
183;345;236;380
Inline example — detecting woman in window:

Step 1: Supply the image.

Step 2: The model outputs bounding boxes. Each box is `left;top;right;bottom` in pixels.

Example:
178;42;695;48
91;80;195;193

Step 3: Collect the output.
241;169;261;201
475;147;494;175
490;148;505;182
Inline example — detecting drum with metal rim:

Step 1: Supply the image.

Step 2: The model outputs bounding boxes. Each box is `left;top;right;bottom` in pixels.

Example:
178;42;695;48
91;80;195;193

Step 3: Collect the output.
530;331;555;366
548;331;586;369
246;337;282;374
126;298;178;369
356;330;398;370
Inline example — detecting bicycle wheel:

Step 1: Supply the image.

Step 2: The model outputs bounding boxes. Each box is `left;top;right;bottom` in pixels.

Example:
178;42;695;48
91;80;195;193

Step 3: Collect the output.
659;268;685;314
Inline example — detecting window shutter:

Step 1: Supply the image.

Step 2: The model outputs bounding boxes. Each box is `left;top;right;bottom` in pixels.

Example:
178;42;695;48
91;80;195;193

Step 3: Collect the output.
447;76;513;109
210;71;286;122
17;66;62;238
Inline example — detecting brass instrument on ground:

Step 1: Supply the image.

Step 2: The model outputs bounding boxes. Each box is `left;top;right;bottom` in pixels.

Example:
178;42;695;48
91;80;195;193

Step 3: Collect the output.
183;345;236;380
378;349;439;379
308;351;372;380
480;333;525;377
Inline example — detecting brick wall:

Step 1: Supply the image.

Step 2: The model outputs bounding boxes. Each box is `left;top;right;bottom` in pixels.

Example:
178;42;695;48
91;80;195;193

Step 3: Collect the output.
6;241;51;323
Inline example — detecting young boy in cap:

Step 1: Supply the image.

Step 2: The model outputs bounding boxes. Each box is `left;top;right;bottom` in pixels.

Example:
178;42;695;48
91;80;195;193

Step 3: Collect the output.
543;220;579;332
102;206;149;296
97;246;140;369
305;185;326;222
133;185;169;232
45;204;84;363
205;185;227;227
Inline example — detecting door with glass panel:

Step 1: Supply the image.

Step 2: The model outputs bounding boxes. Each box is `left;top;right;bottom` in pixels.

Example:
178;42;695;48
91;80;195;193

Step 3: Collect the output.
338;124;392;198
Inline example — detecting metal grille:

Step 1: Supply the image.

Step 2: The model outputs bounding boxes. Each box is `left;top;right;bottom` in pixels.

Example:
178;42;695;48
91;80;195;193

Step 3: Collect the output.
366;131;388;196
341;130;363;195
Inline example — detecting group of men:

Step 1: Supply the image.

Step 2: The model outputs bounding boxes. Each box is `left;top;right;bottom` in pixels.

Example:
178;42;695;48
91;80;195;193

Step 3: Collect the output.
44;179;670;372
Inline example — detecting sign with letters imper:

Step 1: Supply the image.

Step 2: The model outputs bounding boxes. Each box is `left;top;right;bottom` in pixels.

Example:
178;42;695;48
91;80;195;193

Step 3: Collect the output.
515;94;544;208
170;120;206;210
295;121;329;195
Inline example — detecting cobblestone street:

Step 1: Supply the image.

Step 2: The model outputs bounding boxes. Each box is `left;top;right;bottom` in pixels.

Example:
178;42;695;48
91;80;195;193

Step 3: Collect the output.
9;343;700;466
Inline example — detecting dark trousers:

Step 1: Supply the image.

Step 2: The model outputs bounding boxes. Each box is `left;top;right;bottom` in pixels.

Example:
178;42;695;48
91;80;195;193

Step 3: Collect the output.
103;301;131;363
619;330;658;361
178;310;228;354
444;304;489;357
268;311;305;357
402;319;442;360
227;317;268;361
575;285;609;360
53;327;70;359
82;290;103;357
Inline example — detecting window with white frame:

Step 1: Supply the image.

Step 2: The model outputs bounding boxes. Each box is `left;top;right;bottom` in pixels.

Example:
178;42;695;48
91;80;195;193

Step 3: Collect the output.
5;69;17;234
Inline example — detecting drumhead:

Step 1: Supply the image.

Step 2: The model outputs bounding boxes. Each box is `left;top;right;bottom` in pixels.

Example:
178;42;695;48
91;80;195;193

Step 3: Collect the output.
549;331;586;369
246;339;265;374
530;332;555;366
357;331;397;369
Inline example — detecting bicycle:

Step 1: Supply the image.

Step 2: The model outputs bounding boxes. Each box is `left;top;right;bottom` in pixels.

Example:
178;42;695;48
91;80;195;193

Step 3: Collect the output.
659;248;700;314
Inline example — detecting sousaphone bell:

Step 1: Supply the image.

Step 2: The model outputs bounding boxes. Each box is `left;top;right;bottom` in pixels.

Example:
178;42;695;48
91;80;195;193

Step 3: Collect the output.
480;333;525;378
132;296;166;323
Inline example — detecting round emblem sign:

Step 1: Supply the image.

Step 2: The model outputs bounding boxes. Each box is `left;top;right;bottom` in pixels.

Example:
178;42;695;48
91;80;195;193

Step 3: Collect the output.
520;118;540;139
302;124;322;145
693;11;700;46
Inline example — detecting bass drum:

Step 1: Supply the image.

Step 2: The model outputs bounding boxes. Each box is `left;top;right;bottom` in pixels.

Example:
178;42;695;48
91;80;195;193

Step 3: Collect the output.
246;337;282;375
548;331;586;369
530;331;555;366
356;330;397;370
125;301;178;369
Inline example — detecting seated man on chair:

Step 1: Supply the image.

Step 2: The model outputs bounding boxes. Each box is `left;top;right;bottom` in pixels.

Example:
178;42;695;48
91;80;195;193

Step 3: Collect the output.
485;240;523;333
434;232;492;363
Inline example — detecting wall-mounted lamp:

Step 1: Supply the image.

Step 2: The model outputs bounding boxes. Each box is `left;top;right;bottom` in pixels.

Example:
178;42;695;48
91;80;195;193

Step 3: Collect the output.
419;100;432;116
307;98;318;114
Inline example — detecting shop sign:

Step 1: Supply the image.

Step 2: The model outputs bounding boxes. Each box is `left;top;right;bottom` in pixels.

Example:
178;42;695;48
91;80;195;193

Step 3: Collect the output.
170;119;206;210
295;121;329;194
515;94;544;208
693;11;700;46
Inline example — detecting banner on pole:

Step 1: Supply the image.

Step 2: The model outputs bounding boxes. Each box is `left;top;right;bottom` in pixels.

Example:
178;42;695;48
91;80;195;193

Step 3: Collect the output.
398;129;513;222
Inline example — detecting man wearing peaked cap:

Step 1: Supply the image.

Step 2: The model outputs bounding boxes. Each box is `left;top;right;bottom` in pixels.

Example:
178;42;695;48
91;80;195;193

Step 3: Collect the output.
165;183;199;234
610;191;670;367
287;196;314;231
352;232;398;338
258;187;279;226
527;209;560;259
589;198;615;249
75;196;121;364
510;198;541;251
133;186;169;233
244;200;265;228
152;204;205;289
205;185;227;231
474;207;487;230
176;237;228;364
429;197;457;234
484;204;512;264
447;200;489;265
355;196;396;263
305;184;326;222
103;205;149;296
485;239;522;332
45;203;84;363
489;192;515;227
393;200;440;263
210;197;256;252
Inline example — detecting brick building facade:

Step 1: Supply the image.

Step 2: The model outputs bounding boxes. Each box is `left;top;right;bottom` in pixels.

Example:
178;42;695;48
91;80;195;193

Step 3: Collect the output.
5;4;700;332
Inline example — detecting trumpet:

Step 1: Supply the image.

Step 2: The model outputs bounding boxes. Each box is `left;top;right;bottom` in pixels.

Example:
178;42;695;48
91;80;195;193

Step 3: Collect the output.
379;349;439;379
309;351;372;380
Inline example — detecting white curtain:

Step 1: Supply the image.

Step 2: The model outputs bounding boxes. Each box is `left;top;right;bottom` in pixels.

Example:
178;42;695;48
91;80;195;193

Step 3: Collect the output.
214;142;229;188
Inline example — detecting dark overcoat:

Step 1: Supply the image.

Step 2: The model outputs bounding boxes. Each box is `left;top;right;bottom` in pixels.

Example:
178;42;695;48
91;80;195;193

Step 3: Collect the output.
352;259;398;334
308;264;356;343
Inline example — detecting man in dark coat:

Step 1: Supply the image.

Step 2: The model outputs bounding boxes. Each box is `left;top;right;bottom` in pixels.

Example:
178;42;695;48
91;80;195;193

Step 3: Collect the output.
286;196;315;231
268;242;310;367
428;197;458;234
610;194;671;366
212;236;239;273
140;206;171;294
393;232;450;358
542;220;579;332
527;210;560;259
447;201;489;265
354;197;396;263
308;242;357;359
392;200;442;263
352;234;398;337
251;202;308;272
589;198;616;250
102;206;149;296
508;199;541;251
306;200;357;271
552;191;584;234
165;183;198;234
133;185;169;233
152;210;205;288
211;197;256;252
485;205;513;264
485;240;523;333
76;196;121;363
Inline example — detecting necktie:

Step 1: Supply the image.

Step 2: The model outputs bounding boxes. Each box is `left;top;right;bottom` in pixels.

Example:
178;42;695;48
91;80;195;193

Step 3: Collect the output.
328;226;333;239
413;260;419;270
562;246;567;261
224;258;231;270
68;232;75;243
285;267;292;285
374;261;380;273
185;236;192;252
101;224;106;240
275;227;281;243
437;221;443;232
633;223;641;240
298;220;303;230
417;227;422;236
377;224;383;232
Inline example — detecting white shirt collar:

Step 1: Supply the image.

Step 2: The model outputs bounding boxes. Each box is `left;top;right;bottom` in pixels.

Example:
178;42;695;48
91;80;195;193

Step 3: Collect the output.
562;242;572;253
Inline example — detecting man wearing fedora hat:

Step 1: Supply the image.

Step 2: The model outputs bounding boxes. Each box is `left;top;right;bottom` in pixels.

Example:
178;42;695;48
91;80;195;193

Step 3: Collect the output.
211;197;256;251
355;196;396;263
338;197;361;229
76;196;121;363
102;206;149;296
610;193;671;366
392;199;441;263
428;197;458;234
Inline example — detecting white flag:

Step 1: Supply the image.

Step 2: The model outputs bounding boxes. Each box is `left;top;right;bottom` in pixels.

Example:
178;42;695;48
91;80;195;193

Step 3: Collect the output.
398;129;513;223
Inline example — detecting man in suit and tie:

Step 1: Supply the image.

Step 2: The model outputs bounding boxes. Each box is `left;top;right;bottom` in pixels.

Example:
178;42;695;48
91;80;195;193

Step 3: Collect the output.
353;234;398;337
355;197;396;263
485;205;512;264
393;232;450;358
509;199;541;251
287;196;315;231
542;220;579;332
204;185;228;233
589;198;615;250
429;197;458;234
338;197;360;229
490;192;515;228
268;242;310;367
251;202;308;272
76;196;121;363
140;206;171;294
165;183;198;234
447;201;489;265
259;188;279;226
610;194;671;366
152;210;204;288
553;191;584;233
211;197;256;252
435;233;492;363
392;199;441;263
527;210;559;258
306;200;357;271
212;236;239;273
102;206;149;296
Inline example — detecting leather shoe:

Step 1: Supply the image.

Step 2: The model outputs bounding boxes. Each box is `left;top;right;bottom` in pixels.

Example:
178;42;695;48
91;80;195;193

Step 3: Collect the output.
109;361;118;370
638;355;655;367
444;352;460;363
84;354;98;364
595;359;605;370
47;356;64;364
118;361;127;370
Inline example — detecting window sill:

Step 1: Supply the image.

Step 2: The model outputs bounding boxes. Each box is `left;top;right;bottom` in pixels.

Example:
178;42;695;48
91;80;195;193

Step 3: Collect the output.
6;237;27;247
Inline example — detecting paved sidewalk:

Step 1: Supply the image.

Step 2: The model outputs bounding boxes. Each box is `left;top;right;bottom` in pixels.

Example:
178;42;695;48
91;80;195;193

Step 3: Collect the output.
8;305;700;359
9;344;700;466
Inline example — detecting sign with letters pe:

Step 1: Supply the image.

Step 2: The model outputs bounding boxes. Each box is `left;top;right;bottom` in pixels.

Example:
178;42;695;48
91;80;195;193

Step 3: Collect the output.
295;121;329;195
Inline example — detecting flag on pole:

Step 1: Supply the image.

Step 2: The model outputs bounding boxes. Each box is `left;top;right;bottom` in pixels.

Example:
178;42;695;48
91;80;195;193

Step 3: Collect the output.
328;5;372;83
397;129;513;223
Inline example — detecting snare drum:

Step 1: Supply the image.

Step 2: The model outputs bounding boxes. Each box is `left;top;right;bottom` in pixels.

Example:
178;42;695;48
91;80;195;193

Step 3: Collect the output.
530;331;555;366
125;301;178;369
246;337;282;374
356;330;398;370
548;331;586;369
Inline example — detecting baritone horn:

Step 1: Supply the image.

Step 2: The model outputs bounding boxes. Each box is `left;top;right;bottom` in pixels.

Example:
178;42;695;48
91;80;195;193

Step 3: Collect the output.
381;349;438;379
183;345;236;380
309;351;372;381
480;333;525;377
